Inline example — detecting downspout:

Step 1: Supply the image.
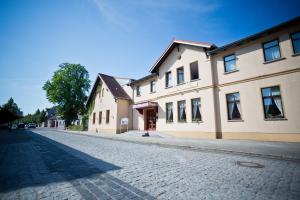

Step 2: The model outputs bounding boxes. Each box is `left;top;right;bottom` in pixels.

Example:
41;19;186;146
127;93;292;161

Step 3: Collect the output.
207;49;222;139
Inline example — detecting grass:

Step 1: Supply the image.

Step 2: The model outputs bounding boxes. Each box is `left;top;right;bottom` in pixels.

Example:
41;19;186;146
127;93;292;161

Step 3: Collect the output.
67;125;84;131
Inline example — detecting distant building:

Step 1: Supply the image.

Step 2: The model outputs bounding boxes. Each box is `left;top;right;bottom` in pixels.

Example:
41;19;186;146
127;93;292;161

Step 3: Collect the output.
45;107;65;129
87;16;300;142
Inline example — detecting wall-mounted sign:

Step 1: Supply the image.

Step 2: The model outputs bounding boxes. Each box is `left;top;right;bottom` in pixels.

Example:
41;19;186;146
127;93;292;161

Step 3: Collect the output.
121;117;128;125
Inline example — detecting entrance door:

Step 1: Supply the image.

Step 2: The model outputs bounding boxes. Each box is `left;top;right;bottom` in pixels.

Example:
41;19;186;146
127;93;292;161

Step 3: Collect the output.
146;109;156;130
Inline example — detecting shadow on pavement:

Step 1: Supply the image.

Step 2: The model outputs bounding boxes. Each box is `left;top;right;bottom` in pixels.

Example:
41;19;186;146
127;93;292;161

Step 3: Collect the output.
0;129;154;199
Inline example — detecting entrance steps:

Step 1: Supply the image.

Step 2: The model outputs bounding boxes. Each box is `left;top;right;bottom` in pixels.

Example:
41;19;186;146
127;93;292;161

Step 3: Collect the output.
123;130;173;138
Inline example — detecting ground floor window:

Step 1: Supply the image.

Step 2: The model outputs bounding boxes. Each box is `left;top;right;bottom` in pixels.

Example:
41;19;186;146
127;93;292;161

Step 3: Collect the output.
177;100;186;122
99;111;102;124
261;86;284;119
226;92;241;120
191;98;201;122
166;102;173;123
92;112;96;124
106;110;110;123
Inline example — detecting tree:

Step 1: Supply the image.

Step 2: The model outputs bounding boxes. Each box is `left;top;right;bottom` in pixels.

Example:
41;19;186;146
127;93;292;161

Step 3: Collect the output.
43;63;91;126
0;98;23;126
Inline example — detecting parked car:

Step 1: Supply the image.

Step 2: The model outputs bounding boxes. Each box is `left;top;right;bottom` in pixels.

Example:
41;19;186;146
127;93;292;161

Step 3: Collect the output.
18;123;25;128
27;123;36;128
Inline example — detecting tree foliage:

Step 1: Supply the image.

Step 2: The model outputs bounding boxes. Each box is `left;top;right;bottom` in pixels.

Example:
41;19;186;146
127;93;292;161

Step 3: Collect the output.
43;63;91;126
0;98;23;125
20;109;47;125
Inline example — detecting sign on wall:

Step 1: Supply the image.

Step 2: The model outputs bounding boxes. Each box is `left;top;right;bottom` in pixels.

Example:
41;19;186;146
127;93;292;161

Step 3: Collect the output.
121;117;128;125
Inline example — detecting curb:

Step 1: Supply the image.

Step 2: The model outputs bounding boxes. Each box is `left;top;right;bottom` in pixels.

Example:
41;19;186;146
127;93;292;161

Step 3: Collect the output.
53;129;300;162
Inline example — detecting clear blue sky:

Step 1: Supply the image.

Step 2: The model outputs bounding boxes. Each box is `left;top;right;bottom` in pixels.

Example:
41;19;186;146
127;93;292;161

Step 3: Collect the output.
0;0;299;115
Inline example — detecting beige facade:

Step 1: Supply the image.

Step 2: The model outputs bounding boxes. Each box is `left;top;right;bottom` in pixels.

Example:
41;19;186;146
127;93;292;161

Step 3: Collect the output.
87;17;300;142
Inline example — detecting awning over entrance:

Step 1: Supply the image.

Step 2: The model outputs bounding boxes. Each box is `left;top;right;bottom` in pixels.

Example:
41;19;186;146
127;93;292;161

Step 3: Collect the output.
133;102;158;109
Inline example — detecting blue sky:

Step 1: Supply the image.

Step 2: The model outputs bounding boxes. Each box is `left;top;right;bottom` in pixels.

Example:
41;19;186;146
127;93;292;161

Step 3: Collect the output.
0;0;299;115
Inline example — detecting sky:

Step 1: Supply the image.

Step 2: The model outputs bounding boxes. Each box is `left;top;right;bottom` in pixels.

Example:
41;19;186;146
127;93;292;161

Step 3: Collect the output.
0;0;299;115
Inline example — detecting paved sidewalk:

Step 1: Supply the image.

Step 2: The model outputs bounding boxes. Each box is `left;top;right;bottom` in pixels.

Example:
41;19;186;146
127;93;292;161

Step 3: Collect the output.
53;128;300;161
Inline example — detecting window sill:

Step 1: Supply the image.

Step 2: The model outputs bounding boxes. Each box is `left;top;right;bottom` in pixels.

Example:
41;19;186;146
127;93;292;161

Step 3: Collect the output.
292;52;300;57
178;121;187;123
190;78;201;82
224;69;239;75
227;119;244;122
166;121;173;124
136;95;141;97
192;120;203;123
165;86;173;89
264;118;287;121
263;57;286;64
177;82;186;86
150;91;156;94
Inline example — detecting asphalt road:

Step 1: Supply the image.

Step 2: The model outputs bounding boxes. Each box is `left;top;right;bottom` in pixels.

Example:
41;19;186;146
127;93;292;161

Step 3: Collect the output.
0;128;299;200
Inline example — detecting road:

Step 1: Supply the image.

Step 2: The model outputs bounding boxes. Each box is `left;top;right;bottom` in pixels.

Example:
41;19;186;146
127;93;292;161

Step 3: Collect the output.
0;128;299;200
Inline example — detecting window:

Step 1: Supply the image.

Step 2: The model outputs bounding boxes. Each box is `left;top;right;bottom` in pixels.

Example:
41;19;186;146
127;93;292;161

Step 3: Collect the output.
166;102;173;123
92;112;96;124
177;67;184;85
177;100;186;122
261;86;284;119
224;54;236;72
106;110;110;123
226;92;241;120
191;98;201;122
136;85;141;96
165;71;172;88
190;61;199;80
102;88;104;97
291;32;300;54
150;81;156;93
263;39;281;61
99;111;102;124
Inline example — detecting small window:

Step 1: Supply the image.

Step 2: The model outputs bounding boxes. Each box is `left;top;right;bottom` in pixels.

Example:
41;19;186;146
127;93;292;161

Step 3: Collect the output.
291;32;300;54
177;100;186;122
177;67;184;85
92;112;96;124
224;54;236;72
261;86;284;119
263;39;281;61
99;111;102;124
150;80;156;93
136;85;141;96
226;92;242;120
102;88;104;97
106;110;110;123
165;71;172;88
166;102;173;123
190;61;199;80
191;98;201;122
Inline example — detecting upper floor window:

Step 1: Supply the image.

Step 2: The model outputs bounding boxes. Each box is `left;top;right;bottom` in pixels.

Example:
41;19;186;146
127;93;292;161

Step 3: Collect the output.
261;86;284;119
224;54;236;72
291;32;300;54
106;110;110;123
99;111;102;124
177;67;184;85
165;71;172;88
102;88;104;97
177;100;186;122
263;39;281;61
136;85;141;96
190;61;199;80
166;102;173;123
150;80;156;93
226;92;241;120
191;98;202;122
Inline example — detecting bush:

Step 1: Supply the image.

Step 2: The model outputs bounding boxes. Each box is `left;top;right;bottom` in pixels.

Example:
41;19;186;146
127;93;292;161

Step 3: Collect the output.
67;125;84;131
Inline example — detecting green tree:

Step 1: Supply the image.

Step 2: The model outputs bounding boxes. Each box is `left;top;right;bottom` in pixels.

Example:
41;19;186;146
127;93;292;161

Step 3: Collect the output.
43;63;91;126
0;98;23;126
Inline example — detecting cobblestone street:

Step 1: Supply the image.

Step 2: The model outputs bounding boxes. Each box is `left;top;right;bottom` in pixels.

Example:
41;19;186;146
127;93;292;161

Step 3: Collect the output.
0;128;299;200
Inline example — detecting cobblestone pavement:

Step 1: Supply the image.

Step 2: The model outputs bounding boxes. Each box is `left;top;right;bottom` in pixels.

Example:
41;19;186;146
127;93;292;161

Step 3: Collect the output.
1;128;300;200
